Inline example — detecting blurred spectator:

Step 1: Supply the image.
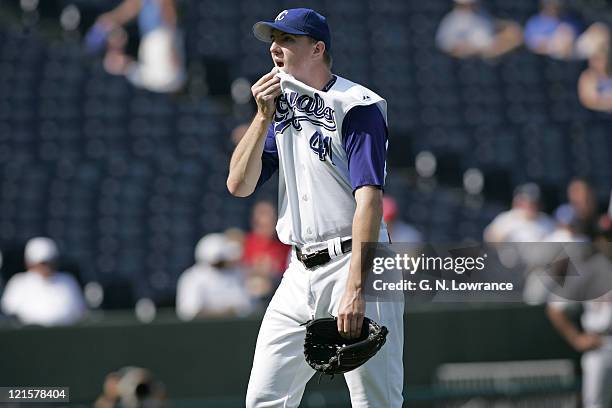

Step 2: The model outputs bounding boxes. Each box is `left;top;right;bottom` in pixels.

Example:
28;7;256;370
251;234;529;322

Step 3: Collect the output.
598;214;612;238
224;227;246;266
576;22;610;59
545;204;590;242
522;181;593;304
242;201;291;301
524;0;583;60
231;123;250;146
558;178;599;237
94;372;121;408
484;183;555;242
523;204;588;305
568;178;598;221
436;0;522;59
176;233;252;320
94;367;167;408
0;237;86;326
383;196;422;243
578;37;612;112
0;249;3;311
88;0;186;93
547;219;612;408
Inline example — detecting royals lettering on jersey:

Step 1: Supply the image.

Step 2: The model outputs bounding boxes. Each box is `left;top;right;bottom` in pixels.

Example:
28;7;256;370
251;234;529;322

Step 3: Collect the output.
261;72;389;247
274;92;337;133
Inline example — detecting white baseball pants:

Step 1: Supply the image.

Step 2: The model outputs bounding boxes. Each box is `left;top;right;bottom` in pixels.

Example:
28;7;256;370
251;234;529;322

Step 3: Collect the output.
245;248;404;407
582;337;612;408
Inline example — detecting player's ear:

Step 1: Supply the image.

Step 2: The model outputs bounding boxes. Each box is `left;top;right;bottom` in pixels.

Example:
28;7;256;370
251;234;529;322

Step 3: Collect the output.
312;41;326;60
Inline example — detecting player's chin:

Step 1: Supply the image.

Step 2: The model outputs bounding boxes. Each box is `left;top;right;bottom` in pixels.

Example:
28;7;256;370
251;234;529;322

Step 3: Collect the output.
276;63;293;75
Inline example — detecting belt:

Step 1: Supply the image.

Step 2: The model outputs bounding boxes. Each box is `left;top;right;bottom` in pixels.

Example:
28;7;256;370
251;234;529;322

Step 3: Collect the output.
295;239;352;269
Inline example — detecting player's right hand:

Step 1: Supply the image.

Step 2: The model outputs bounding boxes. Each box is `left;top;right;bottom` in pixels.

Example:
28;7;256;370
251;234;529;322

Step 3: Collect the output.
572;333;602;352
252;67;281;120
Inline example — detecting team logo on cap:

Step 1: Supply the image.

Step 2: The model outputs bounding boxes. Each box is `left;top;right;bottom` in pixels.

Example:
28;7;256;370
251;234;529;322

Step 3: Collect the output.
275;10;288;21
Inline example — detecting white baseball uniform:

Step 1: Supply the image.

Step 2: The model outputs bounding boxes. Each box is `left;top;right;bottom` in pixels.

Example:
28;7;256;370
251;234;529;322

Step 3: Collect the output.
245;72;404;407
549;253;612;408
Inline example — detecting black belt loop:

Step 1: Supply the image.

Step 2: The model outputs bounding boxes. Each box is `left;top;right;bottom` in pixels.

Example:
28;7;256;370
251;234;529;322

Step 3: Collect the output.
295;239;352;269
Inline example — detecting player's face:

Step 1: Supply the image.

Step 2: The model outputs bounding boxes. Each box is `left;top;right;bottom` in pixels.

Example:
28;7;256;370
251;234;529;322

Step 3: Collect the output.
269;30;316;79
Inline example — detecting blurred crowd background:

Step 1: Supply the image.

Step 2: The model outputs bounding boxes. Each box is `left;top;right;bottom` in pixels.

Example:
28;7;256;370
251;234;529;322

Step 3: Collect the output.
1;0;612;406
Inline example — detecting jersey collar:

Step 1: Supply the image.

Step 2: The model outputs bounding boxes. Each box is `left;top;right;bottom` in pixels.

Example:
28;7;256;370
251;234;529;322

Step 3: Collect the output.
321;75;337;92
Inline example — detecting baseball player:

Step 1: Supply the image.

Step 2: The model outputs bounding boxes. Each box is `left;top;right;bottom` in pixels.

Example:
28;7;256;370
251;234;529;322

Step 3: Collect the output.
547;219;612;408
226;8;404;408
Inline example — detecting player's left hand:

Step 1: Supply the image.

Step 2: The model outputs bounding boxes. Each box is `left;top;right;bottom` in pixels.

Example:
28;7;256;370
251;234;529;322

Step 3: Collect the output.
337;286;365;339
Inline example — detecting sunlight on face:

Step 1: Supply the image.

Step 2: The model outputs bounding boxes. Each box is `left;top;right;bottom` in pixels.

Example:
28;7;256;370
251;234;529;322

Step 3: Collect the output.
269;29;316;79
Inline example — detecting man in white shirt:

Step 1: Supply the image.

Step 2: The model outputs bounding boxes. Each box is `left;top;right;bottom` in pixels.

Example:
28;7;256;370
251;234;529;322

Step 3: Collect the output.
436;0;522;59
176;233;252;320
484;183;555;243
88;0;186;93
1;237;86;326
523;204;590;304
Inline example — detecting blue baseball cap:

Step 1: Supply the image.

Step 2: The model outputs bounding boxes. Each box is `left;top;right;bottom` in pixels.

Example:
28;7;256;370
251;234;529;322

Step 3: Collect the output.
253;8;332;51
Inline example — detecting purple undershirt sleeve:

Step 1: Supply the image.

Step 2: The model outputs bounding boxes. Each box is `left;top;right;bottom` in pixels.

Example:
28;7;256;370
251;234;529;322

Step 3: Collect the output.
255;124;279;189
341;104;388;192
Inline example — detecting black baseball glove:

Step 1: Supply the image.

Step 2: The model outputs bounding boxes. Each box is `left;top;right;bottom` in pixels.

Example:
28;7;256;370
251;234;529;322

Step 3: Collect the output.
303;316;388;376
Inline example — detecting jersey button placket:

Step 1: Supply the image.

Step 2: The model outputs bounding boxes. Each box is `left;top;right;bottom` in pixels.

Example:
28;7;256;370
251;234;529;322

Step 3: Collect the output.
301;132;317;240
304;165;315;238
